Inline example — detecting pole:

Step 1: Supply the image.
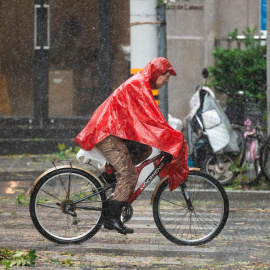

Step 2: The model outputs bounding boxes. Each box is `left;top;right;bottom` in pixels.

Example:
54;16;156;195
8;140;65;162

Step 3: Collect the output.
157;3;168;122
130;0;158;72
130;0;159;187
267;0;270;135
130;0;159;104
98;0;112;105
34;0;50;127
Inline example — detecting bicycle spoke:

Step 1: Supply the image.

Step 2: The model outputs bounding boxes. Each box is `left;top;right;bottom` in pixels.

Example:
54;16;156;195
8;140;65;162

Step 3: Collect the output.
30;168;106;244
158;197;189;209
40;188;62;202
153;171;229;246
36;203;60;209
67;173;71;199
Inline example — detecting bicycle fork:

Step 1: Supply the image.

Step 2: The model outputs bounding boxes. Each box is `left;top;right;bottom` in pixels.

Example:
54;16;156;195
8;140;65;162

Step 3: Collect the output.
180;183;194;211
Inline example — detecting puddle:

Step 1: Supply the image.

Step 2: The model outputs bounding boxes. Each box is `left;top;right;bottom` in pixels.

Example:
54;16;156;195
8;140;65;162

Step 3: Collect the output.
0;180;32;196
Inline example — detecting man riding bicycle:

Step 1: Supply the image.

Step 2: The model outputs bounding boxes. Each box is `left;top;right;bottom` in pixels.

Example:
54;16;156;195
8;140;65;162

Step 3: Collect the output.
74;57;189;235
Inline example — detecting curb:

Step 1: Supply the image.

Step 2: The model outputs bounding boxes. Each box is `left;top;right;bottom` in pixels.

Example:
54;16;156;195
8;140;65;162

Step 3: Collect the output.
225;189;270;201
0;171;44;181
1;170;270;201
137;189;270;201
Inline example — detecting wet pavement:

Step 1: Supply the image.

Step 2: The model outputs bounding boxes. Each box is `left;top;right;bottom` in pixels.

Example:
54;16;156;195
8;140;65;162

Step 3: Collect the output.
0;155;270;269
0;193;270;269
0;155;52;195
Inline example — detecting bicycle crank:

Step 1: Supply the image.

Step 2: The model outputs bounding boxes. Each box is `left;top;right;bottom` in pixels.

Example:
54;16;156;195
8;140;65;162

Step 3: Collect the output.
121;201;133;223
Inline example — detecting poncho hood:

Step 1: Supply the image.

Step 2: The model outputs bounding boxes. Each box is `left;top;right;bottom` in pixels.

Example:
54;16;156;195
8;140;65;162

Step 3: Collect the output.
74;57;189;190
141;57;177;89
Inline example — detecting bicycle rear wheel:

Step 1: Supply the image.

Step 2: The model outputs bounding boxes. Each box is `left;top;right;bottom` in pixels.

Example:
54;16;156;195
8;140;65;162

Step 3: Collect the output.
29;167;106;244
232;127;245;162
152;171;229;246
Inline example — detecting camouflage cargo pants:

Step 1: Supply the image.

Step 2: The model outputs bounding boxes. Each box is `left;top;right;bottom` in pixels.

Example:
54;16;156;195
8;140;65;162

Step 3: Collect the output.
96;136;139;201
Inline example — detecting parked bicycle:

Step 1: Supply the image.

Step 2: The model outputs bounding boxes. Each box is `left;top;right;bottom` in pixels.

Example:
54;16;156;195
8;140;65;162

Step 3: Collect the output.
215;87;265;185
259;135;270;184
29;149;229;246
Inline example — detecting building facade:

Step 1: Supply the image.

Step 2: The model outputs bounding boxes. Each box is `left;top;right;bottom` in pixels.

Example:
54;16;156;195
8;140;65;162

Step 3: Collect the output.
0;0;262;153
0;0;129;119
167;0;261;120
0;0;130;153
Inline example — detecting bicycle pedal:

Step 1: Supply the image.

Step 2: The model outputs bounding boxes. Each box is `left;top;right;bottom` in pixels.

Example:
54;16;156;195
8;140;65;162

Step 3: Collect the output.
68;211;77;217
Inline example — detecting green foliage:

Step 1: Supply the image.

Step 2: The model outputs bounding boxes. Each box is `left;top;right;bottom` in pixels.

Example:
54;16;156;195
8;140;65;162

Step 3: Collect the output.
50;258;74;267
156;0;171;9
50;258;57;264
61;259;73;266
231;159;247;174
0;248;37;269
208;27;266;100
53;143;80;160
15;193;29;205
156;0;164;8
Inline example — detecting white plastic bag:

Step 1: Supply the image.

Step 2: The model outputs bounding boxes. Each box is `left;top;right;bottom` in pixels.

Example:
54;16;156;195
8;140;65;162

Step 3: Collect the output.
76;147;107;168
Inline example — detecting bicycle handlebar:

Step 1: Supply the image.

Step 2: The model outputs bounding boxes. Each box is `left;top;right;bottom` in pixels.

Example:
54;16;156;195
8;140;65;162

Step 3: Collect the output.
214;86;235;97
214;86;259;103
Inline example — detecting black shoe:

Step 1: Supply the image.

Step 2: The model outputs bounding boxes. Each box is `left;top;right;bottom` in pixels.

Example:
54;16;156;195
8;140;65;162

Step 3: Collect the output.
120;223;134;234
103;223;114;230
103;199;134;235
103;220;134;234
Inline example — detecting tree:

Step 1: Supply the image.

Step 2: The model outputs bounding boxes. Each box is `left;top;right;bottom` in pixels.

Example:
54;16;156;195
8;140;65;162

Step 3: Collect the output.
208;27;266;100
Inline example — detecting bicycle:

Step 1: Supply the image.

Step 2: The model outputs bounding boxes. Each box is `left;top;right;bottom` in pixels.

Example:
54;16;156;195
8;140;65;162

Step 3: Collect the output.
215;87;265;185
259;135;270;184
29;150;229;246
238;119;265;185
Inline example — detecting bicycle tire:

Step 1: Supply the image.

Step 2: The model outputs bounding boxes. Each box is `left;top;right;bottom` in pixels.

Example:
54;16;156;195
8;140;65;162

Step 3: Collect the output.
152;171;229;246
202;154;235;186
260;136;270;184
239;136;262;185
29;167;106;244
232;127;245;163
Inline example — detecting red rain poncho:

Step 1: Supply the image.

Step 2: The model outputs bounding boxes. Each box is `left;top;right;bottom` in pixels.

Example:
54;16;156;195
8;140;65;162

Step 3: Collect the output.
74;57;189;190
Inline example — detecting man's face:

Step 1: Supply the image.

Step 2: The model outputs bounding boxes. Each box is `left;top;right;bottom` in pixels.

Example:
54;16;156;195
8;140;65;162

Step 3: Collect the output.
155;72;171;89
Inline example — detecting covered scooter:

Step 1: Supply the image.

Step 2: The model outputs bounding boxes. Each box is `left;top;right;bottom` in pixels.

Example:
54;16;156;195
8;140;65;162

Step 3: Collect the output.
189;86;239;153
186;69;239;185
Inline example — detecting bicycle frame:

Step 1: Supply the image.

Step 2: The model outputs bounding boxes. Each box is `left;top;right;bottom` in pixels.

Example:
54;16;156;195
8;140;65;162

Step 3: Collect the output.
127;152;173;204
244;134;258;162
72;152;173;207
244;118;260;162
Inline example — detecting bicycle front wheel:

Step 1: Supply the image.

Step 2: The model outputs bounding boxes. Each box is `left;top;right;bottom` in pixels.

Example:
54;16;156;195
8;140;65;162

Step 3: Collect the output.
29;167;106;244
153;171;229;246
